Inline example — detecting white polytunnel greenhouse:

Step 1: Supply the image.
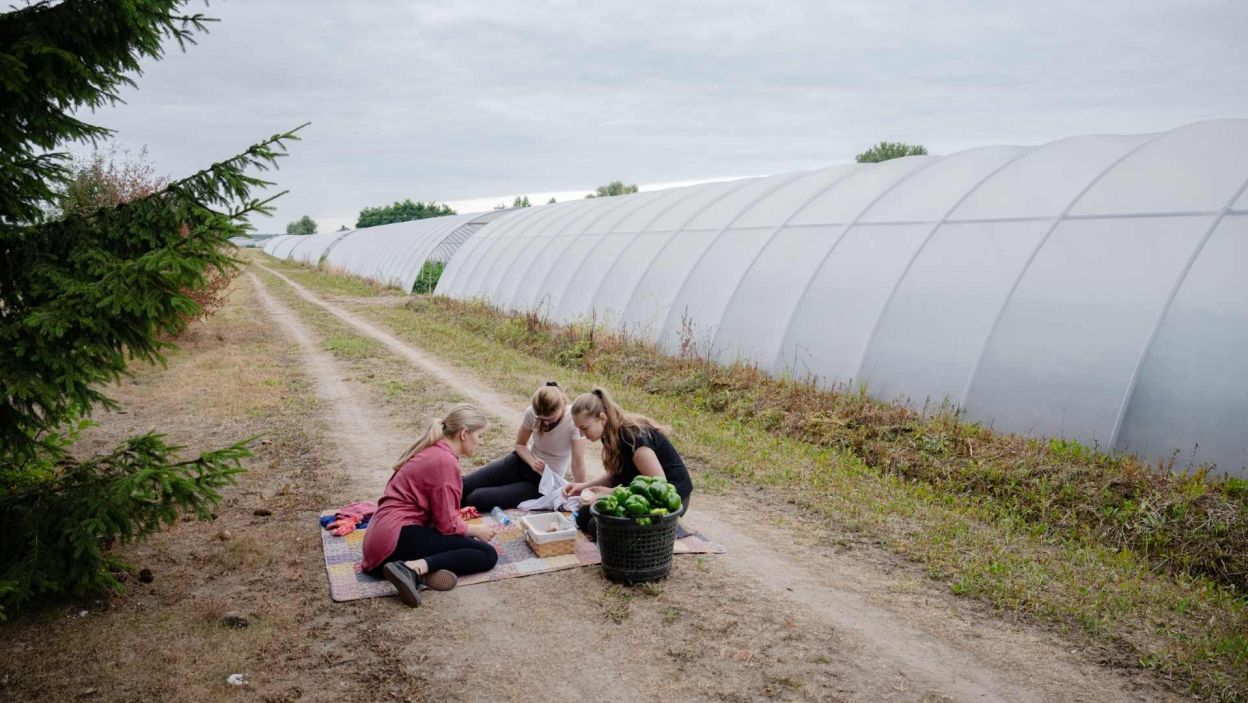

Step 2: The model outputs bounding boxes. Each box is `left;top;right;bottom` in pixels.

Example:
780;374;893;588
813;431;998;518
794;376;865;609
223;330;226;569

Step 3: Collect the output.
432;119;1248;477
261;209;511;291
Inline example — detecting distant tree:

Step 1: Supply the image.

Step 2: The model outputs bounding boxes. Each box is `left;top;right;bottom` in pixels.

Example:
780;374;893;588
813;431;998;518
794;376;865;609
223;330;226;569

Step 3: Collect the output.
512;195;531;208
285;214;317;234
547;196;557;205
855;141;928;163
355;199;455;228
585;180;639;198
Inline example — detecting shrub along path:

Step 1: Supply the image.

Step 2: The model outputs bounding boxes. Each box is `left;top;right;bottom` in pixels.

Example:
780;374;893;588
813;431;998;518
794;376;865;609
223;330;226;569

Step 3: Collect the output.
250;259;1181;703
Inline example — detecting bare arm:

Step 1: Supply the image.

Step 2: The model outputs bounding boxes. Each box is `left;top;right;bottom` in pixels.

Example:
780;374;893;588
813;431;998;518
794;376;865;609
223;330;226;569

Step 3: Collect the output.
512;425;544;474
569;437;588;483
632;446;665;479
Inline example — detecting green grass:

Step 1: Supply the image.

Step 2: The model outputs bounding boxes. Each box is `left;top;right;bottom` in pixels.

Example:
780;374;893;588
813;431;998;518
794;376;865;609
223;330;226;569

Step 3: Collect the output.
322;333;381;359
257;259;1248;701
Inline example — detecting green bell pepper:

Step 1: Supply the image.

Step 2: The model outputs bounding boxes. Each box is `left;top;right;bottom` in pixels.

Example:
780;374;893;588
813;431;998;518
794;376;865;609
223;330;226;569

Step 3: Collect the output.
623;494;651;516
596;497;618;515
646;482;670;503
612;486;632;502
663;490;682;512
636;517;652;526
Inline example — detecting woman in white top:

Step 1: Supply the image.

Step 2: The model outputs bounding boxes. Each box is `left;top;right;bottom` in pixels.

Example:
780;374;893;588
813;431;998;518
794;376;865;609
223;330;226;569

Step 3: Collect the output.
460;381;587;511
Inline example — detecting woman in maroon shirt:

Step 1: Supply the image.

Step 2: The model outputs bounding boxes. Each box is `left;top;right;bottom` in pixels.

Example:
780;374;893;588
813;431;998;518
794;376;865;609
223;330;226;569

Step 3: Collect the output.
361;404;500;607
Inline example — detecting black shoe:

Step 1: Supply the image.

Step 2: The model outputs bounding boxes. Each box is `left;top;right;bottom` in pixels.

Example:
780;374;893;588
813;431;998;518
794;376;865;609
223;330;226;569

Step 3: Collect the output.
383;562;424;607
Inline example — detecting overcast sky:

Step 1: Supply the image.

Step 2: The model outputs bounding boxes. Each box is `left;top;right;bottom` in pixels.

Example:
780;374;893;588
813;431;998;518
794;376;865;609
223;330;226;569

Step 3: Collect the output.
83;0;1248;232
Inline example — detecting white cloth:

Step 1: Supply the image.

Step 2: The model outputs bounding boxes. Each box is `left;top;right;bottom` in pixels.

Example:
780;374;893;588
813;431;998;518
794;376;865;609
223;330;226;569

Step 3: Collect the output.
517;467;581;512
521;404;583;477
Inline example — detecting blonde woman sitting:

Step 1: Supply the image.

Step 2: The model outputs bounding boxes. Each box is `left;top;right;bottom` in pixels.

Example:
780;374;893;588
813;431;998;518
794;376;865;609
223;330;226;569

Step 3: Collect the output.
461;381;588;511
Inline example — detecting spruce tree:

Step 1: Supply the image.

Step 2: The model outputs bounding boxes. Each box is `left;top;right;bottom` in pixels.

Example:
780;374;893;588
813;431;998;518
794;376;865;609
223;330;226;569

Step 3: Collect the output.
0;0;301;617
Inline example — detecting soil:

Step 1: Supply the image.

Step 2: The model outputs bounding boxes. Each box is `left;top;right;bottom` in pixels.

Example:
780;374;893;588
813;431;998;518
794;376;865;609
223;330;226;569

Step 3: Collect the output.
0;263;1191;703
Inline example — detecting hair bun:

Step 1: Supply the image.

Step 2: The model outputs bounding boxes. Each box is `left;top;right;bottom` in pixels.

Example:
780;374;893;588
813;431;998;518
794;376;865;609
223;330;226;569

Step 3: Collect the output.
545;380;559;387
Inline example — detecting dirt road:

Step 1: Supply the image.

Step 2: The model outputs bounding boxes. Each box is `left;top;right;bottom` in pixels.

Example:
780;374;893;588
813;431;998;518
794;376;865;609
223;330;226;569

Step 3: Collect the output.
250;264;1180;703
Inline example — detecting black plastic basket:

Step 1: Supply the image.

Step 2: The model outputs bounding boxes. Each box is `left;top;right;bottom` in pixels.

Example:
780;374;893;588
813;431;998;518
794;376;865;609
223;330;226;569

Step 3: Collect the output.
590;499;686;584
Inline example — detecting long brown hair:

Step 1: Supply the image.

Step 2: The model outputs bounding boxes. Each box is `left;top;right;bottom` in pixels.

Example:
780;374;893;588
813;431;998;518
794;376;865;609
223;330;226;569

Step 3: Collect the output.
530;380;566;437
570;387;668;476
391;404;488;472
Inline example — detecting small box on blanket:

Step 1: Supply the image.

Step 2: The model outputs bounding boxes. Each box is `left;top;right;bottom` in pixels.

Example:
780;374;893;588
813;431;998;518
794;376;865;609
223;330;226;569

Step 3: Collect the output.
520;512;577;557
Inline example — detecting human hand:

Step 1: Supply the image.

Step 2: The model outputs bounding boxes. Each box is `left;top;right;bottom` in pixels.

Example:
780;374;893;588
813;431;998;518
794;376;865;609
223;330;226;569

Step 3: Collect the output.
531;458;546;473
468;522;499;541
562;481;585;497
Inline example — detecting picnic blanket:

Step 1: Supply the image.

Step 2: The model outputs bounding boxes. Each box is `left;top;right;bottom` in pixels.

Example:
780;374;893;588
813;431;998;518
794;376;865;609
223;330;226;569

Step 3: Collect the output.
321;508;726;602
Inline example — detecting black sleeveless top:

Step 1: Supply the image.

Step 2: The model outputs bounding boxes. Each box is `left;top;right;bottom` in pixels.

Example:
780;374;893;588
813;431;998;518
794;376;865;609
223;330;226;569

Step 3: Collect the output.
612;427;693;503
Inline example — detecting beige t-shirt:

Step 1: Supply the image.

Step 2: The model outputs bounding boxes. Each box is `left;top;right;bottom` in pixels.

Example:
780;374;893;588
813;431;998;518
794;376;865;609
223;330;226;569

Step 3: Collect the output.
521;403;583;476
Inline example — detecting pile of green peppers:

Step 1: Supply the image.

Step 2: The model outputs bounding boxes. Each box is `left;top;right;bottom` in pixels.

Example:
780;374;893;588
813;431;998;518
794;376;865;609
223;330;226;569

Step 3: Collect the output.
593;475;683;526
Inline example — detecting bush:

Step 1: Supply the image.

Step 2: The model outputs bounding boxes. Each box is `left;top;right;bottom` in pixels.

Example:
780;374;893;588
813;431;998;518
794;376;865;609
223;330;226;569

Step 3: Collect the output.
412;260;445;294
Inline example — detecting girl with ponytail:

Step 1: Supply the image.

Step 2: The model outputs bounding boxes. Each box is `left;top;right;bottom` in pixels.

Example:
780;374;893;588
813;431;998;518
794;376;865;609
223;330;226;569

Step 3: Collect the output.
562;387;693;515
360;404;500;608
460;381;588;511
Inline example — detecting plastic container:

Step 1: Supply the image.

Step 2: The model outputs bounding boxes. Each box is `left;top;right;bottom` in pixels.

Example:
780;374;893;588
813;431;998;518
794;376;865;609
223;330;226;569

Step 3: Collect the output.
489;506;512;526
519;512;577;557
590;499;686;584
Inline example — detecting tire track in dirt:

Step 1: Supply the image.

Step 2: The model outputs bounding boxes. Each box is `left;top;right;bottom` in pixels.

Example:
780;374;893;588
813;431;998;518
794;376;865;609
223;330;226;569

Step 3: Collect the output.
254;263;1174;703
249;270;650;703
249;271;401;498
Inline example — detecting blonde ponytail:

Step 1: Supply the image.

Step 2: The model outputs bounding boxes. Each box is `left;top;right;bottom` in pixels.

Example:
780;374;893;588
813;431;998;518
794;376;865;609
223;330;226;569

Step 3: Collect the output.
391;404;488;472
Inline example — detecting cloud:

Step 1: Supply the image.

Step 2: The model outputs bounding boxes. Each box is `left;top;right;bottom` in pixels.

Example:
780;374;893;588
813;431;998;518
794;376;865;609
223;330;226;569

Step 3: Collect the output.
77;0;1248;232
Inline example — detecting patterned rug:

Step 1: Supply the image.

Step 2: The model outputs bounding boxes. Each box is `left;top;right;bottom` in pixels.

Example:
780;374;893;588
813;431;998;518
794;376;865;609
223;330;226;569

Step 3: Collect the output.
321;508;726;602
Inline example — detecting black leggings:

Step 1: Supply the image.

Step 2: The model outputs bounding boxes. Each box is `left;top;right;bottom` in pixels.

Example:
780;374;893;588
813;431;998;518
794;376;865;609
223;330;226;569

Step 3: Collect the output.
461;451;541;511
368;524;498;578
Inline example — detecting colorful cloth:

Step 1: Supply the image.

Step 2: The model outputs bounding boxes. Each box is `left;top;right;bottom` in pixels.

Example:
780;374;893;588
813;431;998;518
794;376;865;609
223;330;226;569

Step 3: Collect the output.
320;508;726;602
319;501;378;536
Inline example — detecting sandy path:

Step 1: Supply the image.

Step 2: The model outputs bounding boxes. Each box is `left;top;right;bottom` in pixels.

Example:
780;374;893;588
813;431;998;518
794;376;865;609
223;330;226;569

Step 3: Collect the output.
253;263;1178;703
249;272;404;498
249;270;652;703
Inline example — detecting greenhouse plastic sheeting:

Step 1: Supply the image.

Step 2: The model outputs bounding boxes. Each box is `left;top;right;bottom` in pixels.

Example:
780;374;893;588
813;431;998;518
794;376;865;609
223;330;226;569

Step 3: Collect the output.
434;119;1248;476
284;230;353;265
260;212;505;292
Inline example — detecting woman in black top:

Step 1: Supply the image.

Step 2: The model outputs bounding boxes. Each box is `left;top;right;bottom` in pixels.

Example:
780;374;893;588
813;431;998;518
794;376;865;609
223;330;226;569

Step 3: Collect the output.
563;387;693;509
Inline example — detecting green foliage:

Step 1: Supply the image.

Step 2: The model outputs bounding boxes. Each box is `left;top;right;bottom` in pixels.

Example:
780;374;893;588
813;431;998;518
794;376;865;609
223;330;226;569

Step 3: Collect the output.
412;260;445;294
855;141;928;163
0;0;209;224
355;199;455;228
0;421;250;618
547;196;557;205
512;195;531;208
0;0;300;618
285;214;317;234
585;180;639;198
